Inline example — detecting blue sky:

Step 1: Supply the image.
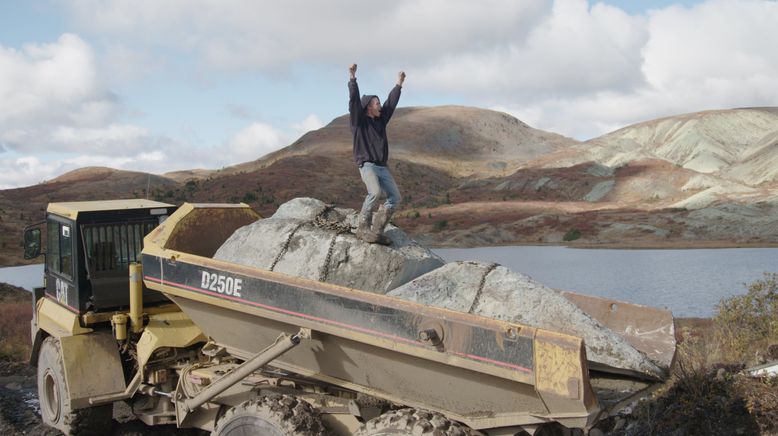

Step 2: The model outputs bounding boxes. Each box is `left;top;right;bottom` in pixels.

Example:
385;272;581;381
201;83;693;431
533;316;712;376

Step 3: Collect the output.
0;0;776;188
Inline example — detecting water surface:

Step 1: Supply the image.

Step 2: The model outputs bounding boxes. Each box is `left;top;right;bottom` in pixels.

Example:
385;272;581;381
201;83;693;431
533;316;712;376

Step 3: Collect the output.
4;247;777;318
433;246;778;318
0;264;43;291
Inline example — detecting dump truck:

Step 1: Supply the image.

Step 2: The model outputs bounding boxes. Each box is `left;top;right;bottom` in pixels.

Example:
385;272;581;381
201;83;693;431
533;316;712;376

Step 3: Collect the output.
24;199;676;435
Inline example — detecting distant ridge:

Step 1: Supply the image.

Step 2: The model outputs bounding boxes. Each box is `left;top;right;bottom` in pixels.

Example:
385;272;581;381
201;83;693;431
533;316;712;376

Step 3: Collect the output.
1;105;777;265
547;108;778;186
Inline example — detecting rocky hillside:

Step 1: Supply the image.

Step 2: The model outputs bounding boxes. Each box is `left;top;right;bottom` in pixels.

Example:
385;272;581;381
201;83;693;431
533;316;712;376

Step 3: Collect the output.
549;108;778;181
532;108;778;207
2;106;778;265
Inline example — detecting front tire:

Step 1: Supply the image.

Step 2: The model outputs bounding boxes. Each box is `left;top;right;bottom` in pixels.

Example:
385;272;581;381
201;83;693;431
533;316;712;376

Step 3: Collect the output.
358;408;479;436
37;336;112;435
212;395;326;436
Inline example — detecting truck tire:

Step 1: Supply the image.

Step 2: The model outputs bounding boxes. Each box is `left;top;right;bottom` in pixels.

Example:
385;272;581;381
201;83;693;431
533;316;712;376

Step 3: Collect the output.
212;394;327;436
358;409;480;436
37;336;113;435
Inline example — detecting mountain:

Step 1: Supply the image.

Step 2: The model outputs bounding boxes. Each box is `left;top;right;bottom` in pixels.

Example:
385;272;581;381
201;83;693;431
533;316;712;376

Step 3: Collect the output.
2;106;777;266
543;108;778;183
220;106;577;178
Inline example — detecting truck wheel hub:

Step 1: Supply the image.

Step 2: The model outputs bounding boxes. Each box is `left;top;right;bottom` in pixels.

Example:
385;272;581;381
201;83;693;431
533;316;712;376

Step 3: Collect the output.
42;369;60;422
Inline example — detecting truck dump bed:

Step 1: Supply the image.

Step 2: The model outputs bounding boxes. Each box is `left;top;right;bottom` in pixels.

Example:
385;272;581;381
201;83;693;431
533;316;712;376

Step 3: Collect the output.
141;203;675;431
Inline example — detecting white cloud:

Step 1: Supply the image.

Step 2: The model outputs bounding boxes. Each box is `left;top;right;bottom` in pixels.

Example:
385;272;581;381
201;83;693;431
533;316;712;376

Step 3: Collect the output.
292;115;324;135
224;122;286;162
49;124;150;152
415;0;648;98
0;156;59;189
219;114;324;166
0;33;203;184
99;43;162;84
61;154;134;170
61;0;778;141
479;0;778;139
0;34;112;126
65;0;551;69
0;33;128;152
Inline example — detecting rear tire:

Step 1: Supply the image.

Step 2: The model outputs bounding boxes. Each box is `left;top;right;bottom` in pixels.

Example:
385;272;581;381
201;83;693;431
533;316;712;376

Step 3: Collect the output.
358;408;479;436
212;394;327;436
37;336;113;435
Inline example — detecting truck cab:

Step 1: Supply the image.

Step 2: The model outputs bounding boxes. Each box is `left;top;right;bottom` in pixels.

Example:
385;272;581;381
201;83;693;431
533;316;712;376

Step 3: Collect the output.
25;199;177;315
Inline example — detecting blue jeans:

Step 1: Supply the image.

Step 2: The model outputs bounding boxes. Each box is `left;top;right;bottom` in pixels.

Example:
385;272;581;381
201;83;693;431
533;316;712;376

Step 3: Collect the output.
359;163;401;216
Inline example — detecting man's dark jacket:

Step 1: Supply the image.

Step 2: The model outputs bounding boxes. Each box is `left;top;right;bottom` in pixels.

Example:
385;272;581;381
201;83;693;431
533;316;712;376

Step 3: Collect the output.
348;78;401;167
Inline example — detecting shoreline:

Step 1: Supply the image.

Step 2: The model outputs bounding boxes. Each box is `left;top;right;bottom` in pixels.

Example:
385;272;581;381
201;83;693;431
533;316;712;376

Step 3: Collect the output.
4;241;778;267
426;240;778;250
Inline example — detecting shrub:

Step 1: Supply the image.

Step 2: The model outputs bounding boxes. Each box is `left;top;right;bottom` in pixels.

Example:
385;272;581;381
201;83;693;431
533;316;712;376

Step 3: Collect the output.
620;335;759;436
241;192;258;203
0;302;32;361
563;228;581;241
433;220;448;231
714;273;778;364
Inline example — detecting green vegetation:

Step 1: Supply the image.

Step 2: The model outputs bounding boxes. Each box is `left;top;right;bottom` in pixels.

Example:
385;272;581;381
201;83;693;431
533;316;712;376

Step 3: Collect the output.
433;220;448;231
242;192;258;203
562;228;581;241
611;274;778;435
714;273;778;364
185;180;198;193
0;284;33;361
0;302;31;360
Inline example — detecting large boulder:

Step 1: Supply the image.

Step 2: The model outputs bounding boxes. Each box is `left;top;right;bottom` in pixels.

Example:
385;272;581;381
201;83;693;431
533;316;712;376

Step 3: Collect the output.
214;198;444;293
386;261;667;379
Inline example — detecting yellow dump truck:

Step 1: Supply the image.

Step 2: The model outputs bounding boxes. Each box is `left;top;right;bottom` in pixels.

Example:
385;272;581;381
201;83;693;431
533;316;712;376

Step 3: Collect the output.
24;200;676;435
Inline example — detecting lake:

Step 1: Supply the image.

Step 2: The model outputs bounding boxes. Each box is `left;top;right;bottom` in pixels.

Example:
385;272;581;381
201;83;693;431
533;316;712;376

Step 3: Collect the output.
3;247;777;317
0;264;44;292
434;246;778;318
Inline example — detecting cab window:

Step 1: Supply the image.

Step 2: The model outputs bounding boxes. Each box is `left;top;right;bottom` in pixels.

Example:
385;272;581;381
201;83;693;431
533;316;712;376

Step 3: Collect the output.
47;220;73;279
82;221;157;274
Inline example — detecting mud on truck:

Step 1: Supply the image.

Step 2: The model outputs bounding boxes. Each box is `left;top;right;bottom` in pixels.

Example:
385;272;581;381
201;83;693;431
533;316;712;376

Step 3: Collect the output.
23;199;676;435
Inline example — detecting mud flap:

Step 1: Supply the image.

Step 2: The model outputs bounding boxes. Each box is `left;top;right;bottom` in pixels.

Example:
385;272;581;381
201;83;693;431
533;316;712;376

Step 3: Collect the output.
533;330;600;429
59;331;126;409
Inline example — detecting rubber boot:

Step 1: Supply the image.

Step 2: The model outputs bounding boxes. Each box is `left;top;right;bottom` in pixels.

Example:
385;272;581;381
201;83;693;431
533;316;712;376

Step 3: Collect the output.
368;205;394;246
355;211;379;243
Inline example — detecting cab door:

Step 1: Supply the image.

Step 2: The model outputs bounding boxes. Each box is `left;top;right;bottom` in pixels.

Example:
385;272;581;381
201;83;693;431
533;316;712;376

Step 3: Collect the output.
46;217;77;311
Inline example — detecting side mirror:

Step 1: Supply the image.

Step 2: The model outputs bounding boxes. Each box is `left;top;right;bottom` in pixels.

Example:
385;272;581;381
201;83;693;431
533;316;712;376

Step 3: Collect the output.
23;227;41;260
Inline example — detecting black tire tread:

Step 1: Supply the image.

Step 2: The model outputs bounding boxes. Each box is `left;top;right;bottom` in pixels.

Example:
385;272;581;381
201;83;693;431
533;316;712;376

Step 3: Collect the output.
357;408;480;436
213;394;327;436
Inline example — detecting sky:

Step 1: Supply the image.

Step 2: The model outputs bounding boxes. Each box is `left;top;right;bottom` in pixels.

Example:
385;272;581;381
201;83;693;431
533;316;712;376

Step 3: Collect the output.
0;0;776;189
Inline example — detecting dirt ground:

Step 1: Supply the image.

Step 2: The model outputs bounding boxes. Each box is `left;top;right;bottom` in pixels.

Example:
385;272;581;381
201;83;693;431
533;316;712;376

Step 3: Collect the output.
0;359;197;435
4;353;776;436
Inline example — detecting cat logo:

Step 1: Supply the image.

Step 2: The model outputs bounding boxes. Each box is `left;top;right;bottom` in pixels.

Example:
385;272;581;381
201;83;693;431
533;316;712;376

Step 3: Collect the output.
55;277;68;305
